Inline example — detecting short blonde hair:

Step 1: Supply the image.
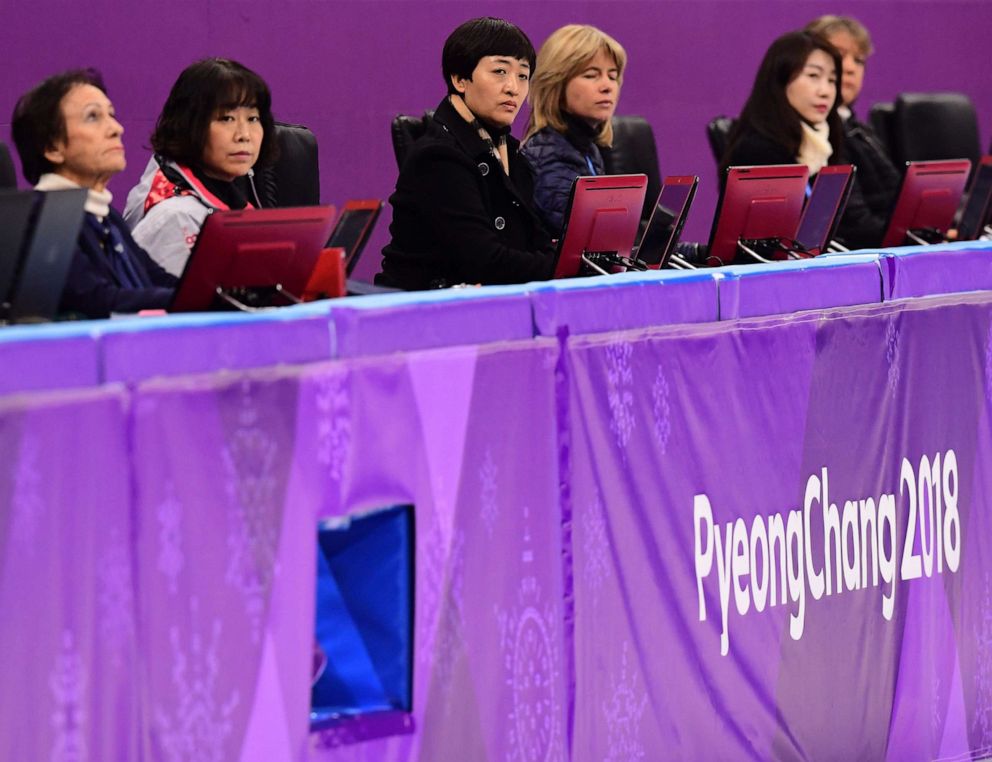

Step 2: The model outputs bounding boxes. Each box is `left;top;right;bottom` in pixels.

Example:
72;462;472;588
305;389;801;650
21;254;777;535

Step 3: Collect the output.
525;24;627;147
804;15;874;57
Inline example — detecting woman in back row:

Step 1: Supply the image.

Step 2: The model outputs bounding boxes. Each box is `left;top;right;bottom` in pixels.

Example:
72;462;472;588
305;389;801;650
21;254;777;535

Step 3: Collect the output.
721;30;885;250
804;15;900;220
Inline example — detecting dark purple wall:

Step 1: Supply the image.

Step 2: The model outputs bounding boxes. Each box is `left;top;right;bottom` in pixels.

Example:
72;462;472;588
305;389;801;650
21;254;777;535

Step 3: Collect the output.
2;1;990;278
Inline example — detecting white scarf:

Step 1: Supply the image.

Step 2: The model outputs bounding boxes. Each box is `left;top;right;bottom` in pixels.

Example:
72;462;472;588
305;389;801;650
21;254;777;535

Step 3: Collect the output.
797;122;833;177
34;173;112;219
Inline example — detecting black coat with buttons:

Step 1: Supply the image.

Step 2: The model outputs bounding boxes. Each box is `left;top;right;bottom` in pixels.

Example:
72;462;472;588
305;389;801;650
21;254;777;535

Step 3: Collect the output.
376;97;554;290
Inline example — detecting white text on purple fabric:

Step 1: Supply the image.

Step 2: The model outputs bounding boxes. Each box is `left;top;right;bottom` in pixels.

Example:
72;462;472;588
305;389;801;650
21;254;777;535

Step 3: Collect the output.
693;449;961;655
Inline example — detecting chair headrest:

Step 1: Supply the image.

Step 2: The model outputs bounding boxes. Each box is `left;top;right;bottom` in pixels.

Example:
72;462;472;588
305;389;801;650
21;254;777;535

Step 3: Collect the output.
893;92;980;165
391;112;434;170
0;141;17;189
705;116;735;165
601;115;662;222
253;121;320;207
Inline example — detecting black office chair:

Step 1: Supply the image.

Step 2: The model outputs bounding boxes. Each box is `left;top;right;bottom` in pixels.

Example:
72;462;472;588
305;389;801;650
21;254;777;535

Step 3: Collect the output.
253;121;320;207
706;116;736;167
602;115;662;222
890;92;981;168
0;141;17;189
867;101;896;161
391;112;434;170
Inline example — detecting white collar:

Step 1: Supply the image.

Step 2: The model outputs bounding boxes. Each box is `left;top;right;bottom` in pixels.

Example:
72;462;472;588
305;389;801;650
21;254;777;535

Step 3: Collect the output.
35;173;113;219
797;121;833;176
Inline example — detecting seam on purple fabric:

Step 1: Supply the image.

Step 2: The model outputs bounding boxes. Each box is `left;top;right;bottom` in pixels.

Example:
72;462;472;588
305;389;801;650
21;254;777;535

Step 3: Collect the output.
873;256;887;303
553;325;576;758
121;386;144;700
716;273;735;321
880;255;898;301
95;330;109;385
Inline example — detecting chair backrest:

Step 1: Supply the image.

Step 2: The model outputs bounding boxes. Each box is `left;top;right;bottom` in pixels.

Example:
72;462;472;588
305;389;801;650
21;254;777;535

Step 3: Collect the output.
868;101;895;159
892;92;981;168
391;112;433;170
706;116;736;166
601;115;662;222
253;121;320;207
0;141;17;189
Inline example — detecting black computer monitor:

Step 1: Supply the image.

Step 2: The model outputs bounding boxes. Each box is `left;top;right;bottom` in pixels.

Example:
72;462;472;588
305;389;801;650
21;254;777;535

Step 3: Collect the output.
956;156;992;241
327;199;383;275
794;165;855;254
0;190;38;309
7;188;87;323
171;205;336;312
707;165;809;265
881;159;972;247
634;175;698;268
552;174;648;278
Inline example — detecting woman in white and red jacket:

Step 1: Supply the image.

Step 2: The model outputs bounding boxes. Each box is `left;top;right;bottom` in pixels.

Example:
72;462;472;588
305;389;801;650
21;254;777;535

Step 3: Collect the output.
124;58;277;276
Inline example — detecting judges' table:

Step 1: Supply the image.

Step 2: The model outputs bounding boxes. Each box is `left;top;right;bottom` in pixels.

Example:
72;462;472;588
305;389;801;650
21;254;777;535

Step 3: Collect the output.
1;241;991;761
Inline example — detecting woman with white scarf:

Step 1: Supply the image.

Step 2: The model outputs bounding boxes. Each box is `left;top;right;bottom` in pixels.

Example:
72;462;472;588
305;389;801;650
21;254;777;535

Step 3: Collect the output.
720;31;884;252
11;70;176;318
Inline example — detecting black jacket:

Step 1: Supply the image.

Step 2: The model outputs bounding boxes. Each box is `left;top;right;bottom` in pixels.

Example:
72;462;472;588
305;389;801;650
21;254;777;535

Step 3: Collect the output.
376;97;553;290
721;128;885;250
521;116;606;236
60;207;177;319
842;112;901;219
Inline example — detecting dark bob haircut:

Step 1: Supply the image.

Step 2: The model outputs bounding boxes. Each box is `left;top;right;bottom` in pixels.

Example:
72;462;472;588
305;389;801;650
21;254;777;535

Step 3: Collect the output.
723;31;844;173
150;57;277;169
11;68;107;185
442;17;537;95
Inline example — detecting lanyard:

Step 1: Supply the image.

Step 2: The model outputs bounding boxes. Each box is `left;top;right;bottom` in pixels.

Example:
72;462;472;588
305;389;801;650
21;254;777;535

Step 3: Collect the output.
585;155;598;176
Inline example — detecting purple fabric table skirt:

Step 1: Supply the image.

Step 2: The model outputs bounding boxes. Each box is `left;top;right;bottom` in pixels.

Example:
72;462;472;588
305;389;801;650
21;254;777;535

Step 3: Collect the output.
2;242;992;759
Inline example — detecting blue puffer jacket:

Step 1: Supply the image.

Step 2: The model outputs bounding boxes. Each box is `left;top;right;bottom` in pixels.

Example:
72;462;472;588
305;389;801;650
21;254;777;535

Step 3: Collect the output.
521;120;605;236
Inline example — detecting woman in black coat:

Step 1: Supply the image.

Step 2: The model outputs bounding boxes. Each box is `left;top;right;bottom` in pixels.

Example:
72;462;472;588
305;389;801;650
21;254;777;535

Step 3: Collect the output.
376;17;554;290
721;31;885;251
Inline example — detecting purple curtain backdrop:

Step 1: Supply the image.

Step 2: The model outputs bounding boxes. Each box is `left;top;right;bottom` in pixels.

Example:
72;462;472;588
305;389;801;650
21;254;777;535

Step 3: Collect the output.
565;293;992;758
0;337;566;759
4;289;992;758
130;370;318;761
0;386;140;761
2;1;990;278
5;242;992;758
303;340;566;760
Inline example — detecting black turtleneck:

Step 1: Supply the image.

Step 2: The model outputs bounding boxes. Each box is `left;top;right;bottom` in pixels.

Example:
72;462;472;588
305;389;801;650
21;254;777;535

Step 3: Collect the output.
562;113;602;153
192;166;250;210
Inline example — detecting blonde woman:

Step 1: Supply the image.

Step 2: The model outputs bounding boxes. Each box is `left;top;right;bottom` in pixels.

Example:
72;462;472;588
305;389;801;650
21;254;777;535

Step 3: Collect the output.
521;24;626;235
